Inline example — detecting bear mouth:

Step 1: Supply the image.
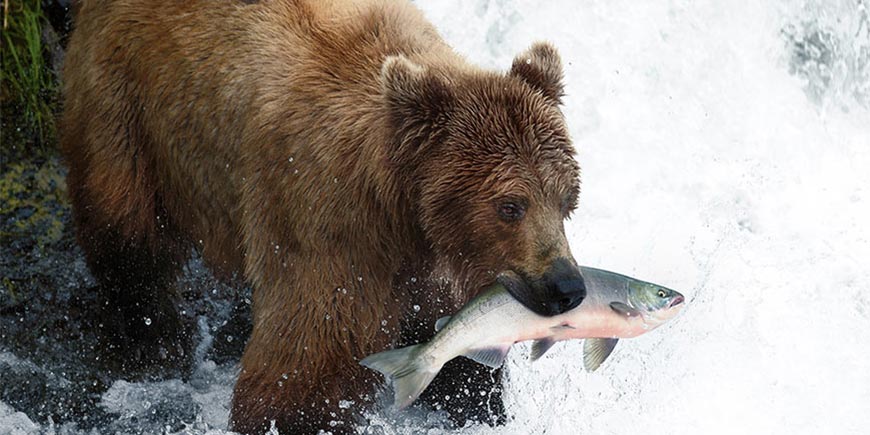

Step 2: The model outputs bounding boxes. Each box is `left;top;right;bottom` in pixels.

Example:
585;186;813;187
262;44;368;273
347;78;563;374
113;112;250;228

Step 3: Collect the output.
496;267;586;317
496;257;586;317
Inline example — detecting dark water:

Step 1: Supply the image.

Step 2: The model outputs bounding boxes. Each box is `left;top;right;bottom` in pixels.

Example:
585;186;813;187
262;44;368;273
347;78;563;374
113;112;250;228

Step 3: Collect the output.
0;157;249;433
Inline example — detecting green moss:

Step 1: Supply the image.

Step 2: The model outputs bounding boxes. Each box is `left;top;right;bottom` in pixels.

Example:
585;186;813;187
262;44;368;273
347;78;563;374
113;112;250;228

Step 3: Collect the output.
1;0;60;154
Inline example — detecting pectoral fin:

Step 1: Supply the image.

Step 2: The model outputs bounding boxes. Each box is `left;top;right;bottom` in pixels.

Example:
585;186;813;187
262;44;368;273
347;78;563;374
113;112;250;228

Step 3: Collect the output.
464;345;511;368
609;302;641;318
434;316;452;332
530;338;556;361
583;338;619;372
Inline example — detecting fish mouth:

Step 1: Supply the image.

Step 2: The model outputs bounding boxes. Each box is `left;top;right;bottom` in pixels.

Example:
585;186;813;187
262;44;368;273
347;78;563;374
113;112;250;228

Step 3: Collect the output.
668;295;685;308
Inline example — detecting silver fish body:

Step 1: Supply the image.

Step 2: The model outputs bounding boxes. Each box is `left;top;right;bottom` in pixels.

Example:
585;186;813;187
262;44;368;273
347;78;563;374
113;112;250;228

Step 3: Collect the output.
360;266;685;409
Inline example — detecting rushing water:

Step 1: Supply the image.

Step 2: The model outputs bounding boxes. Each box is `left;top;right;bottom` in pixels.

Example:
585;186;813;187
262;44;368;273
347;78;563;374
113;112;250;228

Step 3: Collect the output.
2;0;869;434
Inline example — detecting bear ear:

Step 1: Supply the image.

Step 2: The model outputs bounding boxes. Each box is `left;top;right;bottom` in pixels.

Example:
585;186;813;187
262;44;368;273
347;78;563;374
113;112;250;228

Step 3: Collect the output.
380;55;452;165
509;42;565;104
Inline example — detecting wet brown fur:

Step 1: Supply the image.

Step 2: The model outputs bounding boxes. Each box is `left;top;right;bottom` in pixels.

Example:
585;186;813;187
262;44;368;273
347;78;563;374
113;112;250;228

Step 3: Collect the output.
61;0;580;433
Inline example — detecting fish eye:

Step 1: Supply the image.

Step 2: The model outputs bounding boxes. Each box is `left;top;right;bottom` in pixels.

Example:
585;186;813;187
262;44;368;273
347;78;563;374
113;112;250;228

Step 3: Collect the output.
657;290;667;298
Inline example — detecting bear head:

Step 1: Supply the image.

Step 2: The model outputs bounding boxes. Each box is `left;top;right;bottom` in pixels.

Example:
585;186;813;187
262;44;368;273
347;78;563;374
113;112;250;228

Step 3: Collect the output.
382;42;585;316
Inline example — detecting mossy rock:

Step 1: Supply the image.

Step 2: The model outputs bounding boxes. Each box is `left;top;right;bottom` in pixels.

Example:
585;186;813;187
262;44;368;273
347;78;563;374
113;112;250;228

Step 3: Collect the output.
0;157;68;250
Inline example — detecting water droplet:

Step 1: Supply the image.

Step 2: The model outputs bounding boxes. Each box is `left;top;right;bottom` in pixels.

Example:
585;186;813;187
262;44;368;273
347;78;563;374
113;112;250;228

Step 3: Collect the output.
288;156;294;163
144;317;152;326
338;400;354;409
413;305;421;312
410;277;417;283
226;335;234;342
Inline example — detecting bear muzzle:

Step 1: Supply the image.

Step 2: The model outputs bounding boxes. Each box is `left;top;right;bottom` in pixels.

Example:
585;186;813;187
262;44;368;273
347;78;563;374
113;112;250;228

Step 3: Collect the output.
497;257;586;317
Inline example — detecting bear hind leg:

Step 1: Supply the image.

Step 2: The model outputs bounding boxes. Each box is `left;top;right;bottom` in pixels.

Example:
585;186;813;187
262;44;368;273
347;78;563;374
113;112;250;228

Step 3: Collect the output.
65;148;192;377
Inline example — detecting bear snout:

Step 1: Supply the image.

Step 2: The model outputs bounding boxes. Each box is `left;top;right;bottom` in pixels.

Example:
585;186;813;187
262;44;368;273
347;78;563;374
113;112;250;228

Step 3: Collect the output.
497;258;586;316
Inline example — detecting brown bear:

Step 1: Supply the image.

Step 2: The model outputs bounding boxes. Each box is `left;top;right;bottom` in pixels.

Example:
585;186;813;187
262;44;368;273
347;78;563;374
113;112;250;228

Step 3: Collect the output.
60;0;586;433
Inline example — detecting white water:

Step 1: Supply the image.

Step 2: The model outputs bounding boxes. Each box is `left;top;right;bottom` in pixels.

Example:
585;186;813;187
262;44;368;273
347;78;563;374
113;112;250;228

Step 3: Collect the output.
3;1;869;434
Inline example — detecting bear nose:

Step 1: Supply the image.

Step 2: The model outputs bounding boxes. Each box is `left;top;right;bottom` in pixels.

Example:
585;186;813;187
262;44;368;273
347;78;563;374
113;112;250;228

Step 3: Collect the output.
550;277;586;313
540;258;586;315
500;258;586;317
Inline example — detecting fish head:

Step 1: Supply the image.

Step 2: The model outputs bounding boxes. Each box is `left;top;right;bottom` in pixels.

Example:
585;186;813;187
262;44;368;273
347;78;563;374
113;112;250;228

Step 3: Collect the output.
626;281;685;327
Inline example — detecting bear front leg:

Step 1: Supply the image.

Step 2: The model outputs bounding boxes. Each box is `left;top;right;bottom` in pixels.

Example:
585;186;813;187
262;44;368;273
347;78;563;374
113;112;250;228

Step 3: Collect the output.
230;254;400;435
231;343;381;434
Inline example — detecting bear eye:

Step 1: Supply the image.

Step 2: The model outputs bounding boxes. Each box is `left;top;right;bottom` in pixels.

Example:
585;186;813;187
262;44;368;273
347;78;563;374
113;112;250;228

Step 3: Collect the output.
497;201;526;222
657;290;667;298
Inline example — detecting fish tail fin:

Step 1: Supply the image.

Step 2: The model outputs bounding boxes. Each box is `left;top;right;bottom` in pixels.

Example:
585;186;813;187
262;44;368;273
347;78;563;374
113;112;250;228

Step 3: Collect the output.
360;344;438;410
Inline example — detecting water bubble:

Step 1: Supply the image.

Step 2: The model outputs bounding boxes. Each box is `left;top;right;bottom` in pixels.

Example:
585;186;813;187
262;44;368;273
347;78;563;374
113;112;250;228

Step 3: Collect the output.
410;277;417;283
413;305;421;312
288;156;294;163
338;400;354;409
144;317;152;326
